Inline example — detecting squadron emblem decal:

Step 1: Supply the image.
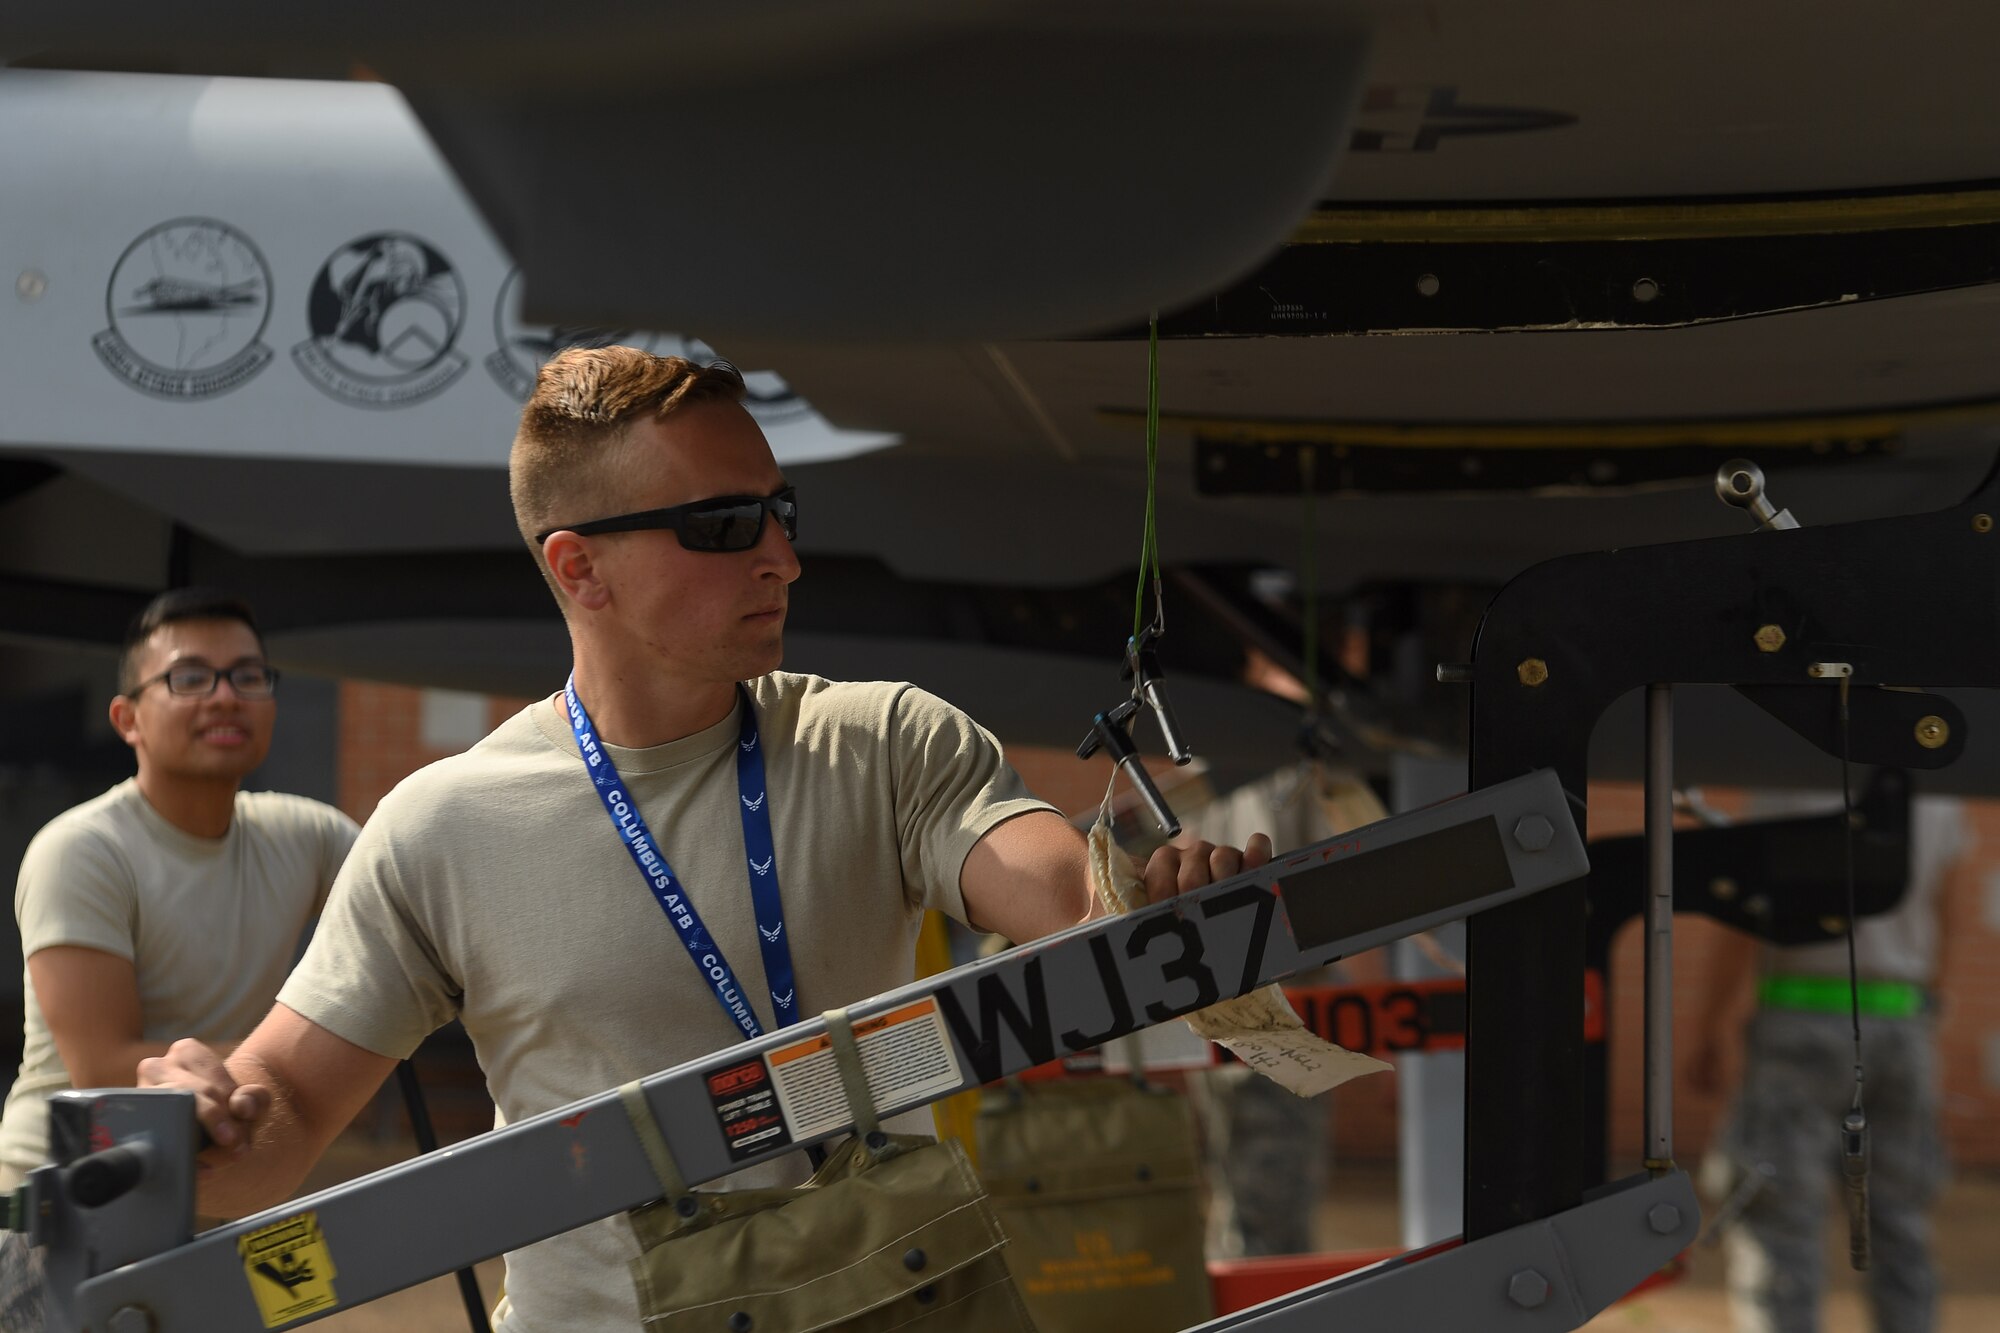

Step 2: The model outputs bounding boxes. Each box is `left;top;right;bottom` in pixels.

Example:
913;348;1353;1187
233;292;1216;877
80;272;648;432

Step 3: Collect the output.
485;267;655;400
292;232;468;407
487;266;811;427
92;218;274;400
655;334;813;429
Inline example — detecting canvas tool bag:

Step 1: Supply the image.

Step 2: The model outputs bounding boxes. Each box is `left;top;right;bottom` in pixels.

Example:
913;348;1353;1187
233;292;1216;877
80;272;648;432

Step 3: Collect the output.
977;1071;1213;1333
619;1007;1037;1333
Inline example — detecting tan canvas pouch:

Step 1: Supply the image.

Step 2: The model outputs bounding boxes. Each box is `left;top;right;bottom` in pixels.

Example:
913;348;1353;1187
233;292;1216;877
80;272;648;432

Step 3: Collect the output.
620;1009;1037;1333
978;1074;1213;1333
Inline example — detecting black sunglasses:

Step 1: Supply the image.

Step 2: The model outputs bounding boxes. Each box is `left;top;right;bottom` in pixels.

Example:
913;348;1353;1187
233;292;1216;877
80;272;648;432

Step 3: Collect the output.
536;488;798;553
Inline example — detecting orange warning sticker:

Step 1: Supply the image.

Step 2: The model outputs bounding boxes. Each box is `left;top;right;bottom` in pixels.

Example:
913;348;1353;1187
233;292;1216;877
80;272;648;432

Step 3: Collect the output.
767;999;964;1140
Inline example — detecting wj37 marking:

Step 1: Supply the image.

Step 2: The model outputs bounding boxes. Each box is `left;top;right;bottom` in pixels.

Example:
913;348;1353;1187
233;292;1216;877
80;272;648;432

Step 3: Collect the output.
937;884;1282;1083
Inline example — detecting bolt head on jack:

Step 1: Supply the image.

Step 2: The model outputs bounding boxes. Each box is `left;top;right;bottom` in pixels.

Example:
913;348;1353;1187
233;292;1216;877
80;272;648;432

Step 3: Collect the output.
1512;815;1555;852
1508;1269;1550;1309
1754;624;1786;653
108;1307;155;1333
1647;1202;1682;1235
1517;658;1549;687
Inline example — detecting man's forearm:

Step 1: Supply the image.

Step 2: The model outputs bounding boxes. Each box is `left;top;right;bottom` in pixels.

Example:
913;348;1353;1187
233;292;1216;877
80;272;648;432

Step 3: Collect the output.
193;1051;323;1220
71;1039;240;1092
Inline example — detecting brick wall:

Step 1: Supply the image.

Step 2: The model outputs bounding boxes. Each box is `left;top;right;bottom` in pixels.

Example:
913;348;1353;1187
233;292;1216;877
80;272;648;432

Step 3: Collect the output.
335;682;535;822
1940;802;2000;1166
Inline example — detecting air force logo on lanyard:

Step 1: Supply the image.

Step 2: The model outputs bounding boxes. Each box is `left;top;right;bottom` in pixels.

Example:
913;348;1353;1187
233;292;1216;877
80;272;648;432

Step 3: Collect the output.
565;676;802;1036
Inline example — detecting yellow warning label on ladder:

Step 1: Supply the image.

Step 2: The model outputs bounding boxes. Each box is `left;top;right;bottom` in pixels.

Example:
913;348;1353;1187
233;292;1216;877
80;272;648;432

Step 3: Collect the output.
237;1210;340;1327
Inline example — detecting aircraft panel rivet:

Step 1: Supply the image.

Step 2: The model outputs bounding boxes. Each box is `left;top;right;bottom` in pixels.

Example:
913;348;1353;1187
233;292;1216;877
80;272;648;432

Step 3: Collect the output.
1754;624;1786;653
1975;513;1993;534
1916;715;1950;749
1416;273;1441;297
1513;816;1555;853
15;269;45;303
1517;658;1549;687
1508;1269;1550;1308
1648;1203;1682;1235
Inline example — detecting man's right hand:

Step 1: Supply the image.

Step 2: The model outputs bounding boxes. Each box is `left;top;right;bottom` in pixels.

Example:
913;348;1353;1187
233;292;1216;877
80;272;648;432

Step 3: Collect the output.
129;1009;397;1218
138;1038;272;1162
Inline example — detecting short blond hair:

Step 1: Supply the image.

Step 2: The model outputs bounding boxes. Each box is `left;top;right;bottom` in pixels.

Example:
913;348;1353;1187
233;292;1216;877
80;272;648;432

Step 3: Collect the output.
509;346;747;595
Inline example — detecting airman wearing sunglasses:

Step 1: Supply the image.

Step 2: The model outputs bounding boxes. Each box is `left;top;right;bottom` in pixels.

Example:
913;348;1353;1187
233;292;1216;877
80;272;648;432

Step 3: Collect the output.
142;348;1271;1332
0;590;357;1320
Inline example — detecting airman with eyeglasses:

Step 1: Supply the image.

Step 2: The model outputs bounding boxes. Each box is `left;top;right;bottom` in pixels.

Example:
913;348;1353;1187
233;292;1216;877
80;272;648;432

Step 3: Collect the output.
0;588;358;1318
126;659;280;701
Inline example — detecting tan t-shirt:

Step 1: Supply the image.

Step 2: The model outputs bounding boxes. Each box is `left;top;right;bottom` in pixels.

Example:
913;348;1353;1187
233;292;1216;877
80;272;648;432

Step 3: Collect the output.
277;672;1056;1333
0;780;358;1186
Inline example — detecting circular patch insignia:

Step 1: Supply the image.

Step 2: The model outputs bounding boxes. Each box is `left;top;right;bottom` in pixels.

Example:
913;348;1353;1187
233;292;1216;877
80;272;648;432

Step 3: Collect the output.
485;267;808;426
653;334;812;429
485;267;656;400
91;218;274;400
291;232;468;407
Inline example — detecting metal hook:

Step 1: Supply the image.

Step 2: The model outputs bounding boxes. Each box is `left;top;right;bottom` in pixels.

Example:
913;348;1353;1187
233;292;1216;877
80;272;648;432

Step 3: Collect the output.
1125;628;1193;766
1715;459;1801;531
1841;1107;1871;1271
1077;698;1182;837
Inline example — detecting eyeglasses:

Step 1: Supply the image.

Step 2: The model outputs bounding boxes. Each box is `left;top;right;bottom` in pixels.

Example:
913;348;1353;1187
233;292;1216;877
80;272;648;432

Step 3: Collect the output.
129;661;279;700
535;488;798;553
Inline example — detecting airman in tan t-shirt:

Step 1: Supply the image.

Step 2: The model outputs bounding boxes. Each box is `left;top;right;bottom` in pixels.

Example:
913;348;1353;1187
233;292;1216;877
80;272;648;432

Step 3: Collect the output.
139;349;1268;1333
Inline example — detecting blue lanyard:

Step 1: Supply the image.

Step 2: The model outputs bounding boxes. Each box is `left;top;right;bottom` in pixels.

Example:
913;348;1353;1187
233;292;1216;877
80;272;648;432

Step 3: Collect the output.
564;676;802;1039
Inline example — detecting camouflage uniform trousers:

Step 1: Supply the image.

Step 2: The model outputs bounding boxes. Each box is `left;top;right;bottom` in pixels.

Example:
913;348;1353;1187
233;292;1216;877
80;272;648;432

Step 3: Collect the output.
1199;1064;1328;1258
1716;1008;1946;1333
0;1232;46;1333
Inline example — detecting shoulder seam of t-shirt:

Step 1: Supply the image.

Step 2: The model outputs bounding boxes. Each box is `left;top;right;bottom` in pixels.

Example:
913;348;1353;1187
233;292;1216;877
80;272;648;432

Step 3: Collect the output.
31;797;142;888
274;985;430;1063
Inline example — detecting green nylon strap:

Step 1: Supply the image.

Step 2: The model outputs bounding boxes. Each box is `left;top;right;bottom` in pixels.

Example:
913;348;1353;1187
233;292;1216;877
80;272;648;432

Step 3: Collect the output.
821;1008;882;1141
1299;447;1318;715
618;1079;691;1202
1132;314;1162;642
1759;975;1926;1018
